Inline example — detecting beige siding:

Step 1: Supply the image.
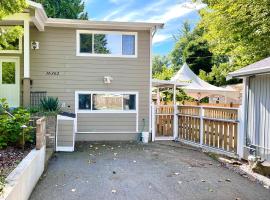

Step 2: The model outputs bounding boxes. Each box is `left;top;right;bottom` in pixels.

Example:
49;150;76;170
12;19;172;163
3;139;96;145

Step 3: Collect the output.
57;120;74;147
30;27;151;135
77;113;136;132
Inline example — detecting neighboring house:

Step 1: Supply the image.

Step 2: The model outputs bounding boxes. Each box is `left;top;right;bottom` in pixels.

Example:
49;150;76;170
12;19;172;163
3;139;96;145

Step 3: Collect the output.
229;57;270;161
0;1;163;143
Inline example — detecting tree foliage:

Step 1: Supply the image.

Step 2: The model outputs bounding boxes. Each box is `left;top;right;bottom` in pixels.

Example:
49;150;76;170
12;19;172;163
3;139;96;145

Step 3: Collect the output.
0;0;27;19
170;21;213;74
152;55;170;75
200;0;270;70
34;0;88;19
0;0;27;50
153;66;174;81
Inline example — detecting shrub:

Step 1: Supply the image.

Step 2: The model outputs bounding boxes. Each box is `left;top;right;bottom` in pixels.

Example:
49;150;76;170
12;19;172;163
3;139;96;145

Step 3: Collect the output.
0;98;33;149
40;97;60;112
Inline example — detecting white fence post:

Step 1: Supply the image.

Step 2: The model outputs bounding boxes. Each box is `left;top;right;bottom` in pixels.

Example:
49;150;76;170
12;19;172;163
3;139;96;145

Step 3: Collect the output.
200;106;204;145
151;103;156;142
237;106;244;158
173;104;178;140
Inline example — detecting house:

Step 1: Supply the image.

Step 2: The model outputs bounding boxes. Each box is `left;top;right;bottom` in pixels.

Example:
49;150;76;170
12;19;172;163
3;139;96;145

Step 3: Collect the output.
0;1;163;145
228;57;270;161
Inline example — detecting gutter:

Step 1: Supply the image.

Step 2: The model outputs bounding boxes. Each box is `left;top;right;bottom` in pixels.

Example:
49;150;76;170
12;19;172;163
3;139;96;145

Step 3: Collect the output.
152;23;164;37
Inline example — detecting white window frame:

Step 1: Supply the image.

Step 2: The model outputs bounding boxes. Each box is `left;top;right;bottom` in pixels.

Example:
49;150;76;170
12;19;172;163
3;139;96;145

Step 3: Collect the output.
75;91;139;114
76;30;138;58
0;27;22;54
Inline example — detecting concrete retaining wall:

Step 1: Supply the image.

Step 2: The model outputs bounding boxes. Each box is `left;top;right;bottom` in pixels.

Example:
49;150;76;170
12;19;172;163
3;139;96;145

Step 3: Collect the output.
0;146;46;200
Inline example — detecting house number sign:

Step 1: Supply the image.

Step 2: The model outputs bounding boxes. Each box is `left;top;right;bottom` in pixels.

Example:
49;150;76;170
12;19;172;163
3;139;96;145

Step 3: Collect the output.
46;71;60;76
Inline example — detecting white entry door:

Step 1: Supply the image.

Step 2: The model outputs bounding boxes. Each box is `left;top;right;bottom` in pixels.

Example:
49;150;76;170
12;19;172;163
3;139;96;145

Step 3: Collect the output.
0;57;20;107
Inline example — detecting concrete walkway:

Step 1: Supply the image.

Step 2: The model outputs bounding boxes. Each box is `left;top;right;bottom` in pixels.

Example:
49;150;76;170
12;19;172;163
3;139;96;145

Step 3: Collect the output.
30;142;270;200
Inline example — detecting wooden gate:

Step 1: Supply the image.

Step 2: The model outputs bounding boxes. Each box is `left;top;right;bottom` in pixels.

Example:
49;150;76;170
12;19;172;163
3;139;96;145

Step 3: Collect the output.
152;105;177;140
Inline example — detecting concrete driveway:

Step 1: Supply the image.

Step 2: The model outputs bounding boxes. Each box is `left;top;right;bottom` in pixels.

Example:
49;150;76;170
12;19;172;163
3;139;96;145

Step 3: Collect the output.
30;142;269;200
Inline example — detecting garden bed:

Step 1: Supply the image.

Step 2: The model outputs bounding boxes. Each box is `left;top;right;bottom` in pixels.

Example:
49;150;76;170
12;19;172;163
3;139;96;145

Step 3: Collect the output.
0;145;33;179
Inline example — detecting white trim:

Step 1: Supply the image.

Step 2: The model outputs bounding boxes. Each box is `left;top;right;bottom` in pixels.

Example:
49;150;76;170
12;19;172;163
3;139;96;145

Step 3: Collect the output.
76;30;138;58
56;146;74;152
151;104;156;141
75;90;139;133
155;136;174;141
56;115;76;152
149;29;153;133
75;91;138;113
77;131;139;134
24;20;30;78
0;57;20;107
46;18;164;31
237;77;248;158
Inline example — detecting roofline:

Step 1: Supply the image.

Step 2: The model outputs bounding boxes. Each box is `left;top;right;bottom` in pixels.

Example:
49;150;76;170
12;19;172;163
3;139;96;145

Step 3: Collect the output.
26;1;164;31
228;66;270;78
27;0;48;31
45;18;164;31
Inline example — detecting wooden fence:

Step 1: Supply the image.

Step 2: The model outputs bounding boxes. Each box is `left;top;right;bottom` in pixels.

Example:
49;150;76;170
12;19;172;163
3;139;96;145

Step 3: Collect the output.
152;104;240;154
178;106;239;153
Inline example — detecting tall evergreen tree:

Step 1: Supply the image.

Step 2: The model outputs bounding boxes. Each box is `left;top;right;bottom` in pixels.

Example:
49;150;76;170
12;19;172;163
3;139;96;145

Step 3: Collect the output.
34;0;88;19
170;21;213;75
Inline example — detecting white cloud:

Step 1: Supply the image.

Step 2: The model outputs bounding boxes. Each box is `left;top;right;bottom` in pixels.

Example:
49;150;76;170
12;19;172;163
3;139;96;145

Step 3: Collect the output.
109;0;132;5
100;1;206;46
106;0;168;22
146;2;206;23
105;1;206;23
102;6;126;21
153;34;171;44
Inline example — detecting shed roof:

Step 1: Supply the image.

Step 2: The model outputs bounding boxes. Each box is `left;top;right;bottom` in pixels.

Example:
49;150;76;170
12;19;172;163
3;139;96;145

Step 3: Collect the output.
228;57;270;78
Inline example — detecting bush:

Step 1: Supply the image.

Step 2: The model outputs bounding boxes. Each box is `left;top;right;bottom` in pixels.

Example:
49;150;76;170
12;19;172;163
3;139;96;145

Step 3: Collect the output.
0;98;33;149
40;97;60;112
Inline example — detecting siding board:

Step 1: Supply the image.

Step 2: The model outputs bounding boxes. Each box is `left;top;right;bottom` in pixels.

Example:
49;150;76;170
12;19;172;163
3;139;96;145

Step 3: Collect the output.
30;27;150;136
247;75;270;160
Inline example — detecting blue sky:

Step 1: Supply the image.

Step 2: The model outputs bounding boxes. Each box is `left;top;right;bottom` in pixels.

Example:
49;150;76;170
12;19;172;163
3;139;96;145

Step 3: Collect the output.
84;0;205;55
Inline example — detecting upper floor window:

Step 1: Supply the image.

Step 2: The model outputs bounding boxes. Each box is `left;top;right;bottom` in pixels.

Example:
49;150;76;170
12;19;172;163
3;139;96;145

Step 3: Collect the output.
76;30;137;58
0;26;22;54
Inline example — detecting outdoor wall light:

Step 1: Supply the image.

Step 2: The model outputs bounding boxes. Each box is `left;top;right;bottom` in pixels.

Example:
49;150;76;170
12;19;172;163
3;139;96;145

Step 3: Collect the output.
31;41;40;50
104;76;113;84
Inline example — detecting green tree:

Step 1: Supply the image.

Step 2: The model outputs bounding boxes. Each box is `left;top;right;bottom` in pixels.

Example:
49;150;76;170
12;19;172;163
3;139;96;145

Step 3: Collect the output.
0;0;27;19
170;22;213;75
34;0;88;19
200;0;270;68
0;0;27;50
170;21;192;71
152;55;170;75
153;66;174;81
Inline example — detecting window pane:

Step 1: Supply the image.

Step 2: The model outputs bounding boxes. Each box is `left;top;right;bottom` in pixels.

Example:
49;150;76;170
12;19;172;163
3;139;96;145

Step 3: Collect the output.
123;94;136;110
94;34;122;55
92;94;122;110
79;94;91;109
80;34;92;53
122;35;135;55
2;62;15;84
